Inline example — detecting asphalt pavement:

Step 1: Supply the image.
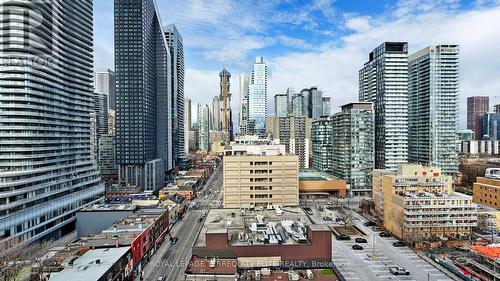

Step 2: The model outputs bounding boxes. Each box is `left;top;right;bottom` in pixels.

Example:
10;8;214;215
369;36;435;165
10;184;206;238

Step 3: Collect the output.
143;164;223;281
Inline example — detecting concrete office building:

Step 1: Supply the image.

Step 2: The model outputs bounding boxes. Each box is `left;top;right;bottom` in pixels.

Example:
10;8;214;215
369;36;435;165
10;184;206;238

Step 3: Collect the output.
359;42;409;171
374;165;477;243
460;140;500;155
311;117;333;172
115;0;172;190
0;0;104;249
164;24;185;166
473;168;500;209
268;115;312;169
238;73;251;136
94;68;116;110
468;96;489;140
198;104;210;152
331;103;374;196
187;208;332;279
322;96;331;116
274;93;289;117
223;144;299;208
408;45;459;174
248;57;268;137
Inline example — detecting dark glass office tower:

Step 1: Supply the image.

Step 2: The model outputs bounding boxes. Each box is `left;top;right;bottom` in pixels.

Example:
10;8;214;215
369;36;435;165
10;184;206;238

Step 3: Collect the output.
0;0;104;249
115;0;172;191
164;24;185;166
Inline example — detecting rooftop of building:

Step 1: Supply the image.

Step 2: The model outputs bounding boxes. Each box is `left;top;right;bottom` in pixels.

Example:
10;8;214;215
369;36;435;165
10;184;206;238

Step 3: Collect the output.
240;269;338;281
401;191;472;200
195;207;328;248
80;203;137;212
299;169;341;181
226;143;288;156
80;208;166;248
48;247;129;281
470;245;500;259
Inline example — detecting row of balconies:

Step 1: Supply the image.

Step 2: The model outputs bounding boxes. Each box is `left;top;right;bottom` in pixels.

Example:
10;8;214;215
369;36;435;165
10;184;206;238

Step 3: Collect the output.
404;209;476;215
405;204;473;209
405;216;477;222
405;222;476;227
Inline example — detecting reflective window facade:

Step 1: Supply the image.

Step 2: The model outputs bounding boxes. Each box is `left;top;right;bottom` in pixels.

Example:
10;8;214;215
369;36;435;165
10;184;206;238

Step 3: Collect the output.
0;0;104;249
409;45;459;174
359;42;409;171
248;57;268;137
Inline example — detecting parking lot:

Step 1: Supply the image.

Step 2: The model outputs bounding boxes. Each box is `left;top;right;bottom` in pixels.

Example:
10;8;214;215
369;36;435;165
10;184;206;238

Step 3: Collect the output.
304;205;453;281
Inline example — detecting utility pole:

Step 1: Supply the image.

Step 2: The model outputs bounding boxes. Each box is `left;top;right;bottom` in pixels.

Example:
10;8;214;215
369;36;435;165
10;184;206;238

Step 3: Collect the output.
372;234;375;260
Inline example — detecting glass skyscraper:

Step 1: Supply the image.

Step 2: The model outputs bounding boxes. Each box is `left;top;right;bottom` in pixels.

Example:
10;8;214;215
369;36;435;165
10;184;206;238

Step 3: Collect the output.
408;45;459;174
164;24;185;166
310;87;323;119
0;0;104;249
311;117;334;172
198;104;210;151
274;93;289;117
482;112;500;141
238;73;250;136
331;103;374;196
322;97;331;116
94;68;116;110
359;42;409;171
115;0;172;191
291;93;306;117
248;57;268;136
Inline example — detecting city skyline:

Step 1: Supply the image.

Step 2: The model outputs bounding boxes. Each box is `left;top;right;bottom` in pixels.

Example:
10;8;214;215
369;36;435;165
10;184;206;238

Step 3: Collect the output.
94;1;500;127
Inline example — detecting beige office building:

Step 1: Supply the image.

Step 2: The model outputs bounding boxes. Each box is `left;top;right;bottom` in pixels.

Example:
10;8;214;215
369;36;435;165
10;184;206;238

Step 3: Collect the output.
373;164;477;243
223;144;299;208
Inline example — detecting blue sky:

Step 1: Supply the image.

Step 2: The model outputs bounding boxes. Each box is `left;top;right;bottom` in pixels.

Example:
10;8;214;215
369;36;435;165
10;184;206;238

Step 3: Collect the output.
94;0;500;127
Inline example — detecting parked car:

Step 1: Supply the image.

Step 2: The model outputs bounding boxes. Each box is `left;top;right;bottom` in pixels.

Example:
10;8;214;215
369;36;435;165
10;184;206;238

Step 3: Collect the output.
352;245;364;250
379;231;391;237
170;237;178;245
389;266;410;275
392;241;406;247
197;217;204;222
364;221;377;227
355;238;367;243
323;216;333;221
336;234;351;240
372;226;383;232
157;275;166;281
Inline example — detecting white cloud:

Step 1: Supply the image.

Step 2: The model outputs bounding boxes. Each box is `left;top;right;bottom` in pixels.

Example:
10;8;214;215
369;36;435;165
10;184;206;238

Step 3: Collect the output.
262;5;500;128
344;16;372;32
185;68;220;105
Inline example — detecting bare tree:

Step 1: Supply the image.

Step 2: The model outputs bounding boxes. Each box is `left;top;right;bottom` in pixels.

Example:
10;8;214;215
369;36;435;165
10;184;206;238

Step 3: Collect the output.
337;209;354;229
391;209;406;241
0;244;32;281
30;240;57;281
0;240;56;281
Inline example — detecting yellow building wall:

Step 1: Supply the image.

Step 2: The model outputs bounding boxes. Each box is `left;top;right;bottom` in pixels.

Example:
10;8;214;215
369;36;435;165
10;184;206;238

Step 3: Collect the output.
473;177;500;209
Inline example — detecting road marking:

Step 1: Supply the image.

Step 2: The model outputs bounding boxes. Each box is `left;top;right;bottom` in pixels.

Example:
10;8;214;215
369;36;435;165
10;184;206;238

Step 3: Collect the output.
164;213;202;281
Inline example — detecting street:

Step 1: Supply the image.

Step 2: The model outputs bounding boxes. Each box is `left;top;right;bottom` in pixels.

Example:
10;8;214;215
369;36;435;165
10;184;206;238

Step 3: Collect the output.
143;164;223;281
